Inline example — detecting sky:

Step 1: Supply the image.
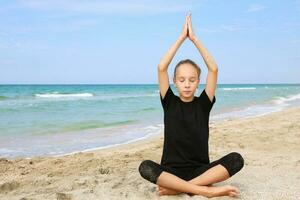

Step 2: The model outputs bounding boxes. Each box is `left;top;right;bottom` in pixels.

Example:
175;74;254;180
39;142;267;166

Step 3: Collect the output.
0;0;299;84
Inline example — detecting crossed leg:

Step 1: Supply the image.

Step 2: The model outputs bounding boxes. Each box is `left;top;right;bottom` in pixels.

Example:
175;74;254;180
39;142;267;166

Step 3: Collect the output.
158;164;231;196
157;152;244;196
139;152;244;197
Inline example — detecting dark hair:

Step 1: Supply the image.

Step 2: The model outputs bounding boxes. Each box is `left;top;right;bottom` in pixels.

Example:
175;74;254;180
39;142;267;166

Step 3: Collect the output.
173;59;201;80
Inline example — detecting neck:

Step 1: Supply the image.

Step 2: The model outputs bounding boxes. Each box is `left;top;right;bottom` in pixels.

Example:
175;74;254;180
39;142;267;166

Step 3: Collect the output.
179;95;194;102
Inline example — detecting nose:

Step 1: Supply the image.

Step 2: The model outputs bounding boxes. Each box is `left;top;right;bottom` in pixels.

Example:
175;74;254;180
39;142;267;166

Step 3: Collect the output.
184;81;190;87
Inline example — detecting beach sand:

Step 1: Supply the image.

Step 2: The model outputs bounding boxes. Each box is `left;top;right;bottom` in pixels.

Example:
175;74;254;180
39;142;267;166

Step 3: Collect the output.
1;106;300;200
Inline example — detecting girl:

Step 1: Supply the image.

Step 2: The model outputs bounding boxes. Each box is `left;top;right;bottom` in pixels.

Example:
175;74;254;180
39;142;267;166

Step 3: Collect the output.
138;13;244;198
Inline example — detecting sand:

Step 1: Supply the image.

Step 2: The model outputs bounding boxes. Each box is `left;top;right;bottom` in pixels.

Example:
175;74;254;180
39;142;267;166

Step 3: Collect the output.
0;106;300;200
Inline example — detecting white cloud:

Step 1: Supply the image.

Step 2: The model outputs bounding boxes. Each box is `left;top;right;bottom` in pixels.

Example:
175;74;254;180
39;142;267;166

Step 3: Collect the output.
246;3;266;13
19;0;202;15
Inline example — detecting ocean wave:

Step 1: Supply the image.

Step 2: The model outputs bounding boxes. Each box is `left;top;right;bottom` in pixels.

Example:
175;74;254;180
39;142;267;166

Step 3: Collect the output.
35;92;94;98
271;93;300;105
58;119;138;132
222;87;256;91
118;94;158;98
211;104;284;122
95;93;158;101
121;107;156;114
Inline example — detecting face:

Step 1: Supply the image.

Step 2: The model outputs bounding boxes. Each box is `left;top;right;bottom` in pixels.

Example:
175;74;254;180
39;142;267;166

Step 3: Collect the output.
173;63;200;100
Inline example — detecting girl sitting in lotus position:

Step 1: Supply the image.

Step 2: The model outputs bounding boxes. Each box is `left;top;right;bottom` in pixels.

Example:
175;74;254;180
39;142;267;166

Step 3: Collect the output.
138;13;244;198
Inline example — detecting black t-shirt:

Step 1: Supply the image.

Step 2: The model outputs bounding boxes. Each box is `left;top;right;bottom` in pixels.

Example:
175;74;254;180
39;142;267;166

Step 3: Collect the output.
159;85;216;169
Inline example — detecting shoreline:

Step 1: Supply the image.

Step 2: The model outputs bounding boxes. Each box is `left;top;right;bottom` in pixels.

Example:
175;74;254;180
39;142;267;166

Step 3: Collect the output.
50;132;162;159
49;104;300;158
1;89;299;159
1;85;300;159
1;105;300;199
3;103;297;160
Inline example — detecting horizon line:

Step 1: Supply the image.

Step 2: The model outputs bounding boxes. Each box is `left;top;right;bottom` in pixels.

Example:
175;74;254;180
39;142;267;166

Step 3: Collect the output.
1;83;300;85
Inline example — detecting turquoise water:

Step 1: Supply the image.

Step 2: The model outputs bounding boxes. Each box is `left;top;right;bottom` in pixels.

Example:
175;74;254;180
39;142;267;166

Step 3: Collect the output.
1;84;300;158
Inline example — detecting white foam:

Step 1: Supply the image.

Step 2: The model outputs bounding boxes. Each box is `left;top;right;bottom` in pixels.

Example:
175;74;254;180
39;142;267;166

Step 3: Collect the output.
0;121;164;159
212;92;300;122
51;127;162;158
271;93;300;105
222;87;256;91
212;104;284;122
35;92;94;98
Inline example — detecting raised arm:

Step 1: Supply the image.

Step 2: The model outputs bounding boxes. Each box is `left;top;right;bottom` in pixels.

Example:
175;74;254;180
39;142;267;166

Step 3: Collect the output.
187;13;218;102
158;14;189;99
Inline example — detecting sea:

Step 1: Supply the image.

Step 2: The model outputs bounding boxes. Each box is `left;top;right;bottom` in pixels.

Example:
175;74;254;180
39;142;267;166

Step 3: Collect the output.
1;84;300;158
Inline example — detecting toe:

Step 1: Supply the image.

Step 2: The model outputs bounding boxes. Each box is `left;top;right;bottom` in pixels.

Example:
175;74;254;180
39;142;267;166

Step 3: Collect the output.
229;191;237;197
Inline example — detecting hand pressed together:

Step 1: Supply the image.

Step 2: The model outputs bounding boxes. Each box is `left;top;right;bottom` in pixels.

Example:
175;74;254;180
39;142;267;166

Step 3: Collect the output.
180;12;197;42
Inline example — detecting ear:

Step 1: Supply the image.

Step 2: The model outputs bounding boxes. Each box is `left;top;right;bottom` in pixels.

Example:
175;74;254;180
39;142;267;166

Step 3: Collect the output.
173;78;177;87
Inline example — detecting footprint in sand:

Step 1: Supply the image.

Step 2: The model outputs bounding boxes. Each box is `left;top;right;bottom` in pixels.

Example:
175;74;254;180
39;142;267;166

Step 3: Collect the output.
0;181;20;193
56;192;73;200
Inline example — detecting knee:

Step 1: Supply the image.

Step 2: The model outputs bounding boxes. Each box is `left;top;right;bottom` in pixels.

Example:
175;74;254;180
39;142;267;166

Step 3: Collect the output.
228;152;244;172
221;152;244;177
138;160;152;177
138;160;161;184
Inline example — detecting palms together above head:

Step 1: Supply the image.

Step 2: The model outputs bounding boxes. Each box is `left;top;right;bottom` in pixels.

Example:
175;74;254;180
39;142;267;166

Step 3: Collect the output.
180;12;197;42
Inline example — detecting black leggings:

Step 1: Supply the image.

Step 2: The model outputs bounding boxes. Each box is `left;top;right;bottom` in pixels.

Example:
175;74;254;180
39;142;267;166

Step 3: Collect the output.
138;152;244;185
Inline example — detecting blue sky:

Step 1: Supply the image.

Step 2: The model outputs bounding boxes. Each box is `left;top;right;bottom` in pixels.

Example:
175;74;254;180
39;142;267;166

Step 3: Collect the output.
0;0;299;84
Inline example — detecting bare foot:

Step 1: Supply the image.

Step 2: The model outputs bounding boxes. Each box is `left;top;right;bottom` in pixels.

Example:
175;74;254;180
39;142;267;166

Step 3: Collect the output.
157;186;182;196
206;185;239;198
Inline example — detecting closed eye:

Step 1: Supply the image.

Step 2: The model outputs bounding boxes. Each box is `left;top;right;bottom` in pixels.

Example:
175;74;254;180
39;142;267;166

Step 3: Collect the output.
179;79;195;83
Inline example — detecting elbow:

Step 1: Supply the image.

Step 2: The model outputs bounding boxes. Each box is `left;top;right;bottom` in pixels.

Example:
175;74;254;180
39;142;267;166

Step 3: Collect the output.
209;66;218;73
157;65;167;72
